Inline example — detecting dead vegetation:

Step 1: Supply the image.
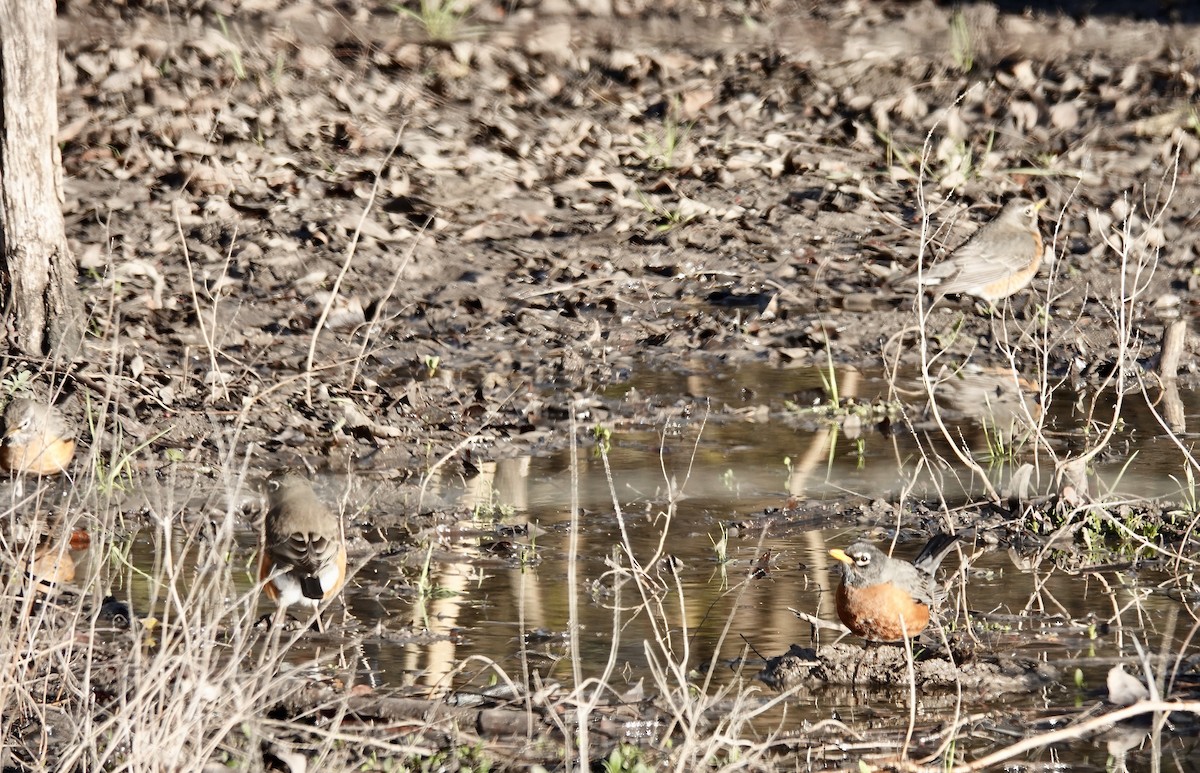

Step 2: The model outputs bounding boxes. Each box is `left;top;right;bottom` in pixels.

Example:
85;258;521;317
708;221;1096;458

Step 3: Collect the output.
1;0;1200;770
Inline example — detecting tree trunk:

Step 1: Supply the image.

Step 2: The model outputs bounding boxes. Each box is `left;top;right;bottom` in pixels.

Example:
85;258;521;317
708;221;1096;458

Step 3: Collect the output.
0;0;83;360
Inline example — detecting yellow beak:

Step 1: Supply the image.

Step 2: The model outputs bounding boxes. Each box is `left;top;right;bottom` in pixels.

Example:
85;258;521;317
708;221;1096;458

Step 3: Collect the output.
829;548;852;565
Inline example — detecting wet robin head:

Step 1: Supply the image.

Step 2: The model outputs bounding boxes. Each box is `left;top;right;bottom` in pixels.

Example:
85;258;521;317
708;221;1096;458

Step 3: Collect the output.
1;398;76;476
828;535;958;642
919;197;1047;304
259;469;347;616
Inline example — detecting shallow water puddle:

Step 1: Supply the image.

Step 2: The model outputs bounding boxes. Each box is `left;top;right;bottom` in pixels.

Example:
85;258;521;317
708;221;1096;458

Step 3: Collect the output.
324;362;1200;765
82;363;1200;767
598;361;1200;500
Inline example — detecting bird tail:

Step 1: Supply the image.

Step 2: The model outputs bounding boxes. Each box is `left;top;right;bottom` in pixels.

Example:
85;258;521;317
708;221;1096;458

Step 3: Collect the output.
913;533;960;574
300;576;325;600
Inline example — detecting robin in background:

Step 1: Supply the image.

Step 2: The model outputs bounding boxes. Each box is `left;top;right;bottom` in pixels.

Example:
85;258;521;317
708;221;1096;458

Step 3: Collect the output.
828;534;960;642
259;469;347;628
1;398;76;476
21;518;85;591
28;536;76;588
915;198;1047;305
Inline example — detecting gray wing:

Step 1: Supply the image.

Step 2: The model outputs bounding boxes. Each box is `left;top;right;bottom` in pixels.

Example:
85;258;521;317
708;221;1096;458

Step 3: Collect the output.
921;224;1036;294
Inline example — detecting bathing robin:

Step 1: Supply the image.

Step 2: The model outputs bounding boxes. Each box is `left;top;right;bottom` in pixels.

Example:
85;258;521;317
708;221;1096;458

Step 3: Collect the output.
22;517;83;591
918;198;1046;303
1;398;76;476
259;469;347;625
28;536;76;587
828;534;960;642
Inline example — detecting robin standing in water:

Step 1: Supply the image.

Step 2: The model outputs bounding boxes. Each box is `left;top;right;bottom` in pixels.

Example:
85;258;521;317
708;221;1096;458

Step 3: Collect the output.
828;534;960;642
259;469;347;628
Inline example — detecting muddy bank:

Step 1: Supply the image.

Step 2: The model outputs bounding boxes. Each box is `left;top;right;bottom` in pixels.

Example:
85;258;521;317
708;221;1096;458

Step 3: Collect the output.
43;0;1199;473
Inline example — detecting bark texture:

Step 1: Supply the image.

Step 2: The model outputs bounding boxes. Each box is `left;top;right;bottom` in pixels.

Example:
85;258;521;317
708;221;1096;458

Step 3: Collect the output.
0;0;83;360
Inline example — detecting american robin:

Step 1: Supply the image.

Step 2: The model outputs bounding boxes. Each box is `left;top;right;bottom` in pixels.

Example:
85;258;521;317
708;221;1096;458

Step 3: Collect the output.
259;469;347;624
918;198;1046;303
20;516;82;590
1;398;76;476
97;595;134;629
828;534;960;642
28;537;76;587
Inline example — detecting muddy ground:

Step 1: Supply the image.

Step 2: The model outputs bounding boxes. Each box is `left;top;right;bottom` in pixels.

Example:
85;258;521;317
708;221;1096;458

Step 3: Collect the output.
47;0;1200;476
8;0;1200;768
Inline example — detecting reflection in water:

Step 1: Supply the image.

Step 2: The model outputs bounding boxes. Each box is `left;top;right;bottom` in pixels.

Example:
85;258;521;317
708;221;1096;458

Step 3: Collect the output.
614;362;1199;501
93;363;1198;768
349;363;1200;767
929;364;1042;443
367;448;1196;672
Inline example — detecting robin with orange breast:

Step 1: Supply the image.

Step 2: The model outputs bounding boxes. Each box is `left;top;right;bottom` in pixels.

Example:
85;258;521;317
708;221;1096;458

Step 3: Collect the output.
916;198;1047;306
17;516;85;591
828;534;960;642
28;535;76;588
1;398;76;476
259;469;347;628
